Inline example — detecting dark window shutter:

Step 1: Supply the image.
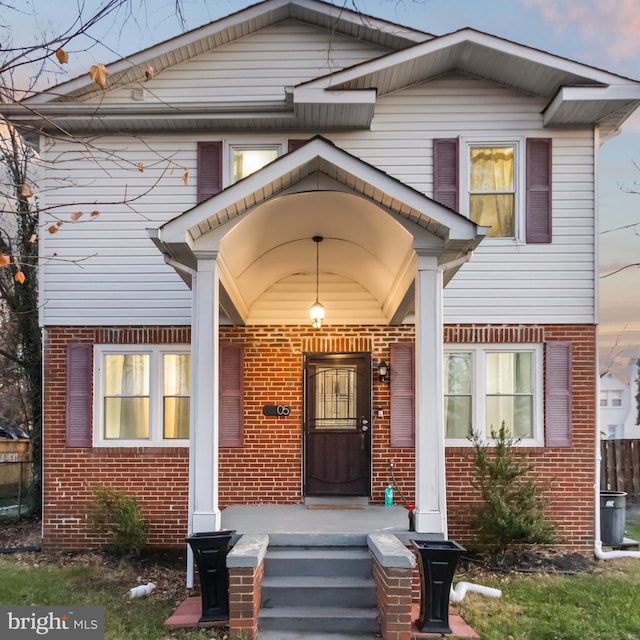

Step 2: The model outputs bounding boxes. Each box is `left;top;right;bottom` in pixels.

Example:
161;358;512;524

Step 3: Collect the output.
197;141;222;204
545;341;572;447
219;343;244;448
526;138;552;243
66;343;92;448
288;139;308;152
390;342;415;448
433;138;459;210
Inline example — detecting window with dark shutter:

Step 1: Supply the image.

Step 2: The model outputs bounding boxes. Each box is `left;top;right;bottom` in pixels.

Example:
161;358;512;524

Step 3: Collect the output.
219;343;244;448
66;343;92;448
545;341;572;447
390;342;415;448
526;138;552;243
197;141;222;203
433;138;459;210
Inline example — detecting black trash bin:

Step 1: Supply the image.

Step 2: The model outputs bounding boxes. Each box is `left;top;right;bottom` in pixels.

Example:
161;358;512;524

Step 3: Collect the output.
411;539;465;635
600;491;627;546
186;530;235;623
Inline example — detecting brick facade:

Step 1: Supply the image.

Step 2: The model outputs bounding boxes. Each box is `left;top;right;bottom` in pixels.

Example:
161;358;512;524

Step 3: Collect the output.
42;323;596;550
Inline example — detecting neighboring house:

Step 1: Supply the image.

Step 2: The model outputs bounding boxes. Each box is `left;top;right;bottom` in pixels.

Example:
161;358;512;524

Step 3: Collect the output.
3;0;640;552
600;362;640;439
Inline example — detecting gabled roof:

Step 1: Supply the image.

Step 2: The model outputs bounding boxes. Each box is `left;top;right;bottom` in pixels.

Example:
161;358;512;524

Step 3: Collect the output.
150;136;486;325
154;135;483;250
25;0;430;105
3;0;640;138
298;28;640;139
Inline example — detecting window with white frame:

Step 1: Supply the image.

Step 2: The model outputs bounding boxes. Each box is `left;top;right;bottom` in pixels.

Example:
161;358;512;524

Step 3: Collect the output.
464;141;520;239
229;144;281;184
95;345;190;446
444;345;543;445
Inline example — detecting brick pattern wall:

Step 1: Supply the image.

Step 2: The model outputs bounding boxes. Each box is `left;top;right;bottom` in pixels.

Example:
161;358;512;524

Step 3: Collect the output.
445;324;598;550
43;327;191;550
43;323;596;550
228;561;264;640
372;558;414;640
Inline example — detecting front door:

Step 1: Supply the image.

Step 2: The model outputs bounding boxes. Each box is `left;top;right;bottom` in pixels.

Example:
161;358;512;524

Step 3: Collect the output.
304;353;371;496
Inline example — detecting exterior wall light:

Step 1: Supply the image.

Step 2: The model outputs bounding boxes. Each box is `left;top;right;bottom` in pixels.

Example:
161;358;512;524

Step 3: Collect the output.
310;236;324;329
378;360;389;382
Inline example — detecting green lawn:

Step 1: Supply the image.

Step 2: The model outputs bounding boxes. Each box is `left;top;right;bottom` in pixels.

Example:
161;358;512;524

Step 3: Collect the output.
2;551;640;639
625;519;640;543
0;555;219;640
456;557;640;640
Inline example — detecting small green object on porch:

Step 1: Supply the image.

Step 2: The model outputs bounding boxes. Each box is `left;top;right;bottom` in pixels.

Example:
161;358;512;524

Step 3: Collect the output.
385;484;393;507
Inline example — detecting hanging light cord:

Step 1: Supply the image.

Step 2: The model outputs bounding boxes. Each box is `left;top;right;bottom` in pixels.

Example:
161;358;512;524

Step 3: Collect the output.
312;235;322;302
315;238;319;301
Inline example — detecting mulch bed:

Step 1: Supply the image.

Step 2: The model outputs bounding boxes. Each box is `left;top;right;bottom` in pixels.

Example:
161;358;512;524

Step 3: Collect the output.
459;545;597;576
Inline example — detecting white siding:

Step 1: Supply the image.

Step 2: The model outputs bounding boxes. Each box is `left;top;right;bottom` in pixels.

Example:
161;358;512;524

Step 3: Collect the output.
40;74;596;326
40;135;197;325
331;76;596;324
94;20;391;104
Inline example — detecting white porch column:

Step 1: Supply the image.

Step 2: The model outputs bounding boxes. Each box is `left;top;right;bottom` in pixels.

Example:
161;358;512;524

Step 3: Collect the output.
414;253;447;535
188;255;221;535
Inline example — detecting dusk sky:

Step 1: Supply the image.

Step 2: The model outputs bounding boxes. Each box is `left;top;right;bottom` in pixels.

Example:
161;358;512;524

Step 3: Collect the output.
6;0;640;375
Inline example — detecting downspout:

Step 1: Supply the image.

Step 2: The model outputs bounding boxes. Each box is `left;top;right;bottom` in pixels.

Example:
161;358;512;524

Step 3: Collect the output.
450;582;502;602
593;126;639;560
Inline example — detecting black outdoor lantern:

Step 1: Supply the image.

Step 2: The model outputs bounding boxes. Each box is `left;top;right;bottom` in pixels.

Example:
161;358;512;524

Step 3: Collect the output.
377;360;389;382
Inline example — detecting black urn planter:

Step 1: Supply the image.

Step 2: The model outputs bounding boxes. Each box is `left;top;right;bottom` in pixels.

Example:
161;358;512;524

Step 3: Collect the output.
186;530;235;623
411;539;465;635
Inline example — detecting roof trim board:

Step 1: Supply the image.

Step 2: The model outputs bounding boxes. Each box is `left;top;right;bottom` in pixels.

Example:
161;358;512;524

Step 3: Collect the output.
23;0;430;106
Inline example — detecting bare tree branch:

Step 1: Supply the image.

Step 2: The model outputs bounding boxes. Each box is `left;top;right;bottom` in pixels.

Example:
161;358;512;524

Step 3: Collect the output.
601;263;640;278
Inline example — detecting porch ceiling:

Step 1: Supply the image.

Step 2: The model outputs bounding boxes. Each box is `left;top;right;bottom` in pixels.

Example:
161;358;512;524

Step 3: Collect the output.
219;190;415;325
151;137;485;326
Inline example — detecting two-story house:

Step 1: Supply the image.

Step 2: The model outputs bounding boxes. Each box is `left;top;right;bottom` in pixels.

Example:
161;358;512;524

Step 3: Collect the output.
600;362;640;439
4;0;640;555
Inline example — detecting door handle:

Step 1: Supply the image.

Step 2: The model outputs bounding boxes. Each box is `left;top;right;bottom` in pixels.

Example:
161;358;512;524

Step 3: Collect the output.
361;417;369;432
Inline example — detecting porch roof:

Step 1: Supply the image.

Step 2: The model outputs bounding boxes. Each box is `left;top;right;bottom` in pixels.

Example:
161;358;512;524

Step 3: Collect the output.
150;137;486;326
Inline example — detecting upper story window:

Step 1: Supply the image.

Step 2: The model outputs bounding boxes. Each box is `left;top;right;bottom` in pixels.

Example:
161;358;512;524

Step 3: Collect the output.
469;145;516;238
433;137;551;244
95;345;190;446
231;145;280;183
197;140;288;203
444;344;543;446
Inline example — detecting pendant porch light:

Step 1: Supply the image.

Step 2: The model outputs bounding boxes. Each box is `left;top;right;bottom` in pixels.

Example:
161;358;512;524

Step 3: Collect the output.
310;236;324;329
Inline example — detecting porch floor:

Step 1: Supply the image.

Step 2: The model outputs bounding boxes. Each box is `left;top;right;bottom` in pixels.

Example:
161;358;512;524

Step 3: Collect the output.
220;504;439;543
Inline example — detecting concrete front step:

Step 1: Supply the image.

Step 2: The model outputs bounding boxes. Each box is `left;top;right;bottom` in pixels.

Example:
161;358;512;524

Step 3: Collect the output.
259;544;377;635
261;575;375;607
258;632;380;640
264;546;372;577
259;606;379;633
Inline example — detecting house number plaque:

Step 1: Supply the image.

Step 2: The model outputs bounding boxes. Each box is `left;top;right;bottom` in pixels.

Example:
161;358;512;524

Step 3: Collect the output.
262;405;291;417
